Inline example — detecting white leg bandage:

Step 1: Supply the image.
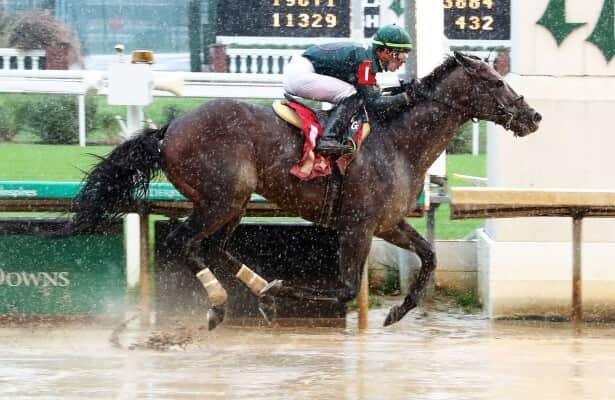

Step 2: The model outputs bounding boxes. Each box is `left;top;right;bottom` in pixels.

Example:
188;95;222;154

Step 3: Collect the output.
196;268;228;306
235;265;268;296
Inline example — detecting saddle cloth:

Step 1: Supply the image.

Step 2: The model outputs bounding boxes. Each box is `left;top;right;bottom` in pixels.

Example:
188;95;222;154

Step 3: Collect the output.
273;100;369;180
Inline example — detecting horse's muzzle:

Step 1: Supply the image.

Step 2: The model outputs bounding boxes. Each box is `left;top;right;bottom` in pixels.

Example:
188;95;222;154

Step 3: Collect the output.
531;110;542;124
527;109;542;133
514;109;542;136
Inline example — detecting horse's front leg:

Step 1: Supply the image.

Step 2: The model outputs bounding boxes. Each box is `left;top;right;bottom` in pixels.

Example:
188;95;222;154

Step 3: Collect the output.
376;219;437;326
334;226;375;303
262;225;374;305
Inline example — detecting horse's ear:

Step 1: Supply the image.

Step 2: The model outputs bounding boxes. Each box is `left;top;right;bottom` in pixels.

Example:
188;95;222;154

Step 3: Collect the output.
453;51;481;73
453;51;465;62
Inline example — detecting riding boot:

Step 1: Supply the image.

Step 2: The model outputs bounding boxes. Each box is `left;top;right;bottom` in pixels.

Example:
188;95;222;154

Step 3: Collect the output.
315;94;364;156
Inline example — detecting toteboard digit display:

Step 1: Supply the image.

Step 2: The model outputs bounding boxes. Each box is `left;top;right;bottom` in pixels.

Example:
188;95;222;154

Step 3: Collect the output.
217;0;350;37
444;0;510;40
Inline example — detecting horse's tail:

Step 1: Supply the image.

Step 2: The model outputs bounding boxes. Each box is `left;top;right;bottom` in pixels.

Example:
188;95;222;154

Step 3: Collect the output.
61;125;168;236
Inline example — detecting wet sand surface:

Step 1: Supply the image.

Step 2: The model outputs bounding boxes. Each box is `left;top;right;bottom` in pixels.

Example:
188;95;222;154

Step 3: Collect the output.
1;299;614;400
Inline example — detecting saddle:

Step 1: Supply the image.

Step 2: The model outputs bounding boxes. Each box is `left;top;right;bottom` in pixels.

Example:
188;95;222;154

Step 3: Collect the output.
273;94;371;180
273;94;371;151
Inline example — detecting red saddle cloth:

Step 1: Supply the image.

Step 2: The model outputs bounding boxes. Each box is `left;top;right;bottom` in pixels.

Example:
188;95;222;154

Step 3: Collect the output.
287;102;332;180
287;102;365;181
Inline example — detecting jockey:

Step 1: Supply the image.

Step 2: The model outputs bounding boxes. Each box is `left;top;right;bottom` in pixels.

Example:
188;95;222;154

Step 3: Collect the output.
283;24;419;156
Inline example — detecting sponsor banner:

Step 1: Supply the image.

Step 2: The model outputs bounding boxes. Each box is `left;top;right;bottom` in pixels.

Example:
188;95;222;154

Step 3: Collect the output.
0;268;70;287
0;229;125;315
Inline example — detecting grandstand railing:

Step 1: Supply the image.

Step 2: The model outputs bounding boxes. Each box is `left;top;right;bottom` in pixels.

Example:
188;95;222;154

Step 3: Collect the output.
0;48;46;70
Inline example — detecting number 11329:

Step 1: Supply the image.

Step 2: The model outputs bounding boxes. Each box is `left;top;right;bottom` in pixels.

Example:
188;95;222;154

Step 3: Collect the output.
272;13;337;28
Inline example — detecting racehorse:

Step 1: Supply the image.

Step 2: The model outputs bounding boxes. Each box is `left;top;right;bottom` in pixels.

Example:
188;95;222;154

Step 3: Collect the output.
65;52;541;328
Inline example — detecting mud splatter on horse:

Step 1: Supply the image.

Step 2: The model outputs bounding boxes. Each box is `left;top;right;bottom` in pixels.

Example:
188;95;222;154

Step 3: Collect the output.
64;52;541;328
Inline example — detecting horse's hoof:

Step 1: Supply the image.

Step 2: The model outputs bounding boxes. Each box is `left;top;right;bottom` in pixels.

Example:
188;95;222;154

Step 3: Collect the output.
259;279;284;297
258;295;277;325
383;305;403;327
207;304;226;331
383;298;418;326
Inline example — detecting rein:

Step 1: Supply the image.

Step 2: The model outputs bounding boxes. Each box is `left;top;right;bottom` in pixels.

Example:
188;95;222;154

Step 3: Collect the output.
410;63;524;128
468;72;525;130
414;85;469;117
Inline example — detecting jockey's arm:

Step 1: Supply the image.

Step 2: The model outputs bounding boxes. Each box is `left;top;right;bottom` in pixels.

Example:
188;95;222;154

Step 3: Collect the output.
357;85;413;121
353;58;422;120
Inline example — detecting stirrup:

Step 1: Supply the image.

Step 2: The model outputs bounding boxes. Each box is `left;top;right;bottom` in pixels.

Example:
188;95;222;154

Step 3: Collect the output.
342;136;357;153
315;139;352;155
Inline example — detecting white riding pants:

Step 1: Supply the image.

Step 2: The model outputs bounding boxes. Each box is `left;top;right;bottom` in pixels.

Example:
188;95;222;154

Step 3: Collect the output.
283;56;357;104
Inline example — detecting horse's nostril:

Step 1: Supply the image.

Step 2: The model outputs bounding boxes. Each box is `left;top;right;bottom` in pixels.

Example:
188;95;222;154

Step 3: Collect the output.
532;112;542;123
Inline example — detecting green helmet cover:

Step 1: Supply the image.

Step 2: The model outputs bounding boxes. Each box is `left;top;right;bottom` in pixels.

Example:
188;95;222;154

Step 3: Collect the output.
372;24;413;50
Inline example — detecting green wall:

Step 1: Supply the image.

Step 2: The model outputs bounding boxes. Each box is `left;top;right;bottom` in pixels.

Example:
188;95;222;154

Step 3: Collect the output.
0;225;126;315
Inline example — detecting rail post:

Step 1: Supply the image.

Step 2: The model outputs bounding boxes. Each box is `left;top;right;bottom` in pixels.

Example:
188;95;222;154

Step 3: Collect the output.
139;208;150;326
358;261;369;330
572;212;583;332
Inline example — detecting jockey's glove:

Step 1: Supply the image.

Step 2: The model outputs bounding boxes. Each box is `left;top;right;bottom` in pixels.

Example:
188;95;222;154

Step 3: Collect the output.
359;84;414;121
404;79;425;105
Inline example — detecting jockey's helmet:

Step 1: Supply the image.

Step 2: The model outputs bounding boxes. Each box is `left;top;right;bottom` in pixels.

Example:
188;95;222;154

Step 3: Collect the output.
372;25;413;52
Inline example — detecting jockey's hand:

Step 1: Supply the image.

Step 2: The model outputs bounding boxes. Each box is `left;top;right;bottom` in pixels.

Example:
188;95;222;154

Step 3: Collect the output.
381;80;405;96
405;79;424;103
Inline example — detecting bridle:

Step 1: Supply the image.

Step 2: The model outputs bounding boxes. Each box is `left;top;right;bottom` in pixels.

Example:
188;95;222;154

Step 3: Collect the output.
464;67;526;130
410;60;525;130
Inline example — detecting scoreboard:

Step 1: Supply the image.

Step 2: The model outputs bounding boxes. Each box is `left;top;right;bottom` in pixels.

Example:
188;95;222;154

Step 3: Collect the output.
217;0;350;37
217;1;509;41
443;0;510;41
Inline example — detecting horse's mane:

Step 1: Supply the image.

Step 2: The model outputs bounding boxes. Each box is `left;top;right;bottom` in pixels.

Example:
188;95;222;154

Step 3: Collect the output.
419;53;481;91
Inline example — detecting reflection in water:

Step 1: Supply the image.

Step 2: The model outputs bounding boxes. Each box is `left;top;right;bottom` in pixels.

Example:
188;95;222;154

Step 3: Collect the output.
1;305;614;400
569;339;585;400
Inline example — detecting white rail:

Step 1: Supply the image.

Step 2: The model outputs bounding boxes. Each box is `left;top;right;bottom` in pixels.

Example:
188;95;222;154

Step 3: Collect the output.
0;70;288;98
0;69;401;97
0;69;402;146
0;48;45;70
225;48;303;74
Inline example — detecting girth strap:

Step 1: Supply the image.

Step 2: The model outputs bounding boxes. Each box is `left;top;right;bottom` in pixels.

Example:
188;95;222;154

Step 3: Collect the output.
318;166;344;227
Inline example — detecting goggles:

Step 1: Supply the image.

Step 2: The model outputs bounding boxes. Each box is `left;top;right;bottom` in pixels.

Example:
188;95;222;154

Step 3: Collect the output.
392;51;408;62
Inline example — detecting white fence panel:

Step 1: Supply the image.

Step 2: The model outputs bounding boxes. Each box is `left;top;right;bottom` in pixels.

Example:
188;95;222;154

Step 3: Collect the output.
0;69;402;146
225;49;302;74
0;48;46;70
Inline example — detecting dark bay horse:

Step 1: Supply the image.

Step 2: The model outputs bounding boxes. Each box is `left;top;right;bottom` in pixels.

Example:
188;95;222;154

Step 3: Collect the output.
66;52;541;328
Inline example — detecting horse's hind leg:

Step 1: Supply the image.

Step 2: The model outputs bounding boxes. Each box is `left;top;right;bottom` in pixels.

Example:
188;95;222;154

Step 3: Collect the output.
181;204;279;328
198;218;373;319
198;213;272;329
201;232;279;324
195;267;228;329
262;225;374;304
165;214;231;330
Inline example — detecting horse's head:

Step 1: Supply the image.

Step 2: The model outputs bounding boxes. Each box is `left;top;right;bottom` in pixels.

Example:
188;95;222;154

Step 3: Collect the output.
453;51;541;137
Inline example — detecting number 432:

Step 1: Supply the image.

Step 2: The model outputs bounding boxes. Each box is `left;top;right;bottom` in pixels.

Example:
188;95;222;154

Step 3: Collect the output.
455;15;494;31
